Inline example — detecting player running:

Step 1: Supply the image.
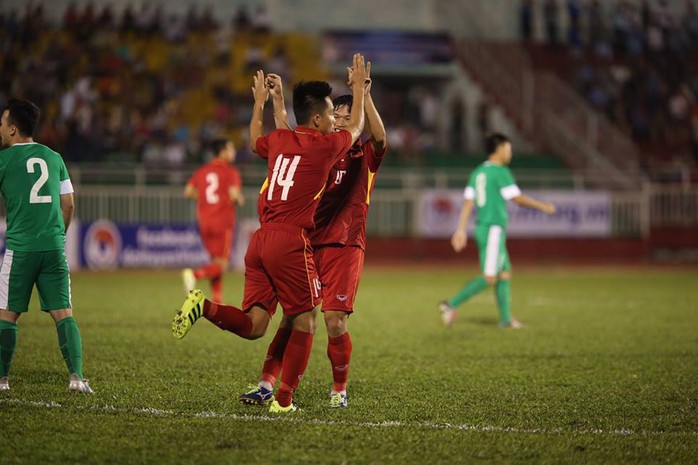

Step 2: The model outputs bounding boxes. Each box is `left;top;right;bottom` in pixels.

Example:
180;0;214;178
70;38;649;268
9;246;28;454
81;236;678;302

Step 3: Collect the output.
182;138;244;302
172;53;369;413
0;98;93;393
239;65;386;409
438;133;556;328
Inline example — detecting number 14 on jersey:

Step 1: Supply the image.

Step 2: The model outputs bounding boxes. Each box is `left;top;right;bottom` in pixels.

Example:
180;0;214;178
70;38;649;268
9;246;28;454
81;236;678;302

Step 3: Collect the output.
268;155;300;201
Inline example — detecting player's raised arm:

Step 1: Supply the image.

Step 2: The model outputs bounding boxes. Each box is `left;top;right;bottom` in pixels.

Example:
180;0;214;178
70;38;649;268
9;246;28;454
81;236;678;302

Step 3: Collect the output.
511;194;556;215
249;70;270;153
363;62;386;153
266;73;291;130
343;53;368;144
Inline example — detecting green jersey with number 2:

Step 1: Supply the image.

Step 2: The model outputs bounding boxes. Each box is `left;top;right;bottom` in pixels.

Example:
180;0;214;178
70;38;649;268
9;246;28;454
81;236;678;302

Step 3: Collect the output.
464;162;521;227
0;142;73;251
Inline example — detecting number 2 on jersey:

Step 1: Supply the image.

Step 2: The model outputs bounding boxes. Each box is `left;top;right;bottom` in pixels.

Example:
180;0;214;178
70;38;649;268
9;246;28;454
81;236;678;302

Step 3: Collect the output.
268;155;300;201
27;157;51;204
205;172;220;204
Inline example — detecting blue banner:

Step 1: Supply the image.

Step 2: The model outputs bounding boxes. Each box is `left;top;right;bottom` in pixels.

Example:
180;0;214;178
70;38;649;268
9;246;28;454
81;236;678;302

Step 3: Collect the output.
418;190;612;238
81;220;211;270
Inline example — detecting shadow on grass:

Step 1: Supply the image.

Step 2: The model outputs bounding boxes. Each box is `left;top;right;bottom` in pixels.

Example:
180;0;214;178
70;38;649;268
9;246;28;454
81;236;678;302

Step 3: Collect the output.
466;316;499;326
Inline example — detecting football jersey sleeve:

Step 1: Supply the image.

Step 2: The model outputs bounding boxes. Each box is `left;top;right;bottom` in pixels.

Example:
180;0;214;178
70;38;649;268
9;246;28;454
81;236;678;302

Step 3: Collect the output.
256;135;270;159
499;167;521;200
464;171;477;200
59;158;74;195
329;130;353;160
365;141;387;172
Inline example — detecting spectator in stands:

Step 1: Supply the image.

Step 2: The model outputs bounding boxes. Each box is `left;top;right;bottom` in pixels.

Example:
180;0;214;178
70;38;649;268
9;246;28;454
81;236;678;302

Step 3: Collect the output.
97;4;115;31
64;2;79;30
520;0;534;42
200;5;219;32
683;1;698;49
567;0;583;50
121;3;136;33
185;4;200;32
232;5;251;33
251;5;270;34
691;104;698;163
587;0;606;47
543;0;560;45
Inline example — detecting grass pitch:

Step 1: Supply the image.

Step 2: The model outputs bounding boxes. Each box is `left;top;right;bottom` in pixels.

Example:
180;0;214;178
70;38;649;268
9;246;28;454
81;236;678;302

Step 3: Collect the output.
0;265;696;464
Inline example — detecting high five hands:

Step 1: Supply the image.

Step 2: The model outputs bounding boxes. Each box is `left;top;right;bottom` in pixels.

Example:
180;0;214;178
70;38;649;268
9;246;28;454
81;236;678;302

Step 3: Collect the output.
347;53;371;92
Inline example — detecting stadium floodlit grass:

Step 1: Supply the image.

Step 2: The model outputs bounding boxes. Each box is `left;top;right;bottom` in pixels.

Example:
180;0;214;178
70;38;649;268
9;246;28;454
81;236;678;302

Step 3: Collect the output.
1;266;697;464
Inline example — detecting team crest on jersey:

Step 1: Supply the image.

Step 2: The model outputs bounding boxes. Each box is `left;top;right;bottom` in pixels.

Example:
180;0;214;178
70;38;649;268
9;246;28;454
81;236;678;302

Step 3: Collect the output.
84;219;122;270
336;294;348;302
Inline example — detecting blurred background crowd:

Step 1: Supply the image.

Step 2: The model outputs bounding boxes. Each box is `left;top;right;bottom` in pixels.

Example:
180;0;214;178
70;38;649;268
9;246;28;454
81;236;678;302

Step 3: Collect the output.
521;0;698;167
1;0;697;180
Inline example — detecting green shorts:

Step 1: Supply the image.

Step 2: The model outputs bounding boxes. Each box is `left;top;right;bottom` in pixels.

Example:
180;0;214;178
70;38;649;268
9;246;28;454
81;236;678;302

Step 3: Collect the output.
0;249;72;312
474;224;511;277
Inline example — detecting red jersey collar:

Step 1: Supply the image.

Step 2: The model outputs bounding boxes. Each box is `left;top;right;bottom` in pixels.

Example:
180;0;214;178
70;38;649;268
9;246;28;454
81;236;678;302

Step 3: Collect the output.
210;158;229;166
294;126;321;136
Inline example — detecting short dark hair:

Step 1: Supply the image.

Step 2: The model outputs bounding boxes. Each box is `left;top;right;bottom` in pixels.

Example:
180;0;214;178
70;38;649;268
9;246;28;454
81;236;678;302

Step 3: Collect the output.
484;132;510;156
333;94;353;111
210;138;230;156
292;81;332;126
4;98;40;137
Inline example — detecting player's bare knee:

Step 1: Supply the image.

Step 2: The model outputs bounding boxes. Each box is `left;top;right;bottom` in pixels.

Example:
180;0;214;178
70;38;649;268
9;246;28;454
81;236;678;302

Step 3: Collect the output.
246;307;270;339
499;271;511;281
484;276;498;286
324;312;348;337
0;310;20;323
292;309;318;334
49;308;73;323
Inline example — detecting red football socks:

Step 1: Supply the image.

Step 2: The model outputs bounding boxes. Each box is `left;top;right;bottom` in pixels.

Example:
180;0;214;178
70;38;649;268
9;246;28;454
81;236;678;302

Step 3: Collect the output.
260;326;292;386
194;263;223;280
327;332;352;393
275;330;314;407
203;299;252;338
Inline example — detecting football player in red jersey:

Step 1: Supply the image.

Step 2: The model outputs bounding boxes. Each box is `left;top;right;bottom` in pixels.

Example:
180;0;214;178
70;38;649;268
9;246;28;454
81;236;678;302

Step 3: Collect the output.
182;138;244;302
172;53;370;413
240;62;387;409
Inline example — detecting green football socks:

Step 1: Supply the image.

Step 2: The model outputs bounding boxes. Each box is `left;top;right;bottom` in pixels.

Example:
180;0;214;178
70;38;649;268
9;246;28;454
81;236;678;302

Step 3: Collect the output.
495;279;512;323
56;317;84;378
0;320;18;377
448;276;488;307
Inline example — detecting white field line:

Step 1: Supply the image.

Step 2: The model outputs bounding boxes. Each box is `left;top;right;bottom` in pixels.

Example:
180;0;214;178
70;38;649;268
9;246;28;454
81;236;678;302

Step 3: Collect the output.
1;398;695;437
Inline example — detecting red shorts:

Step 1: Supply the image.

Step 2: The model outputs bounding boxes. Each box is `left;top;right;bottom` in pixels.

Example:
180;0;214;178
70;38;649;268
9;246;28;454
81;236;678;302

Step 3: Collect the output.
199;224;233;260
315;245;365;313
242;223;322;316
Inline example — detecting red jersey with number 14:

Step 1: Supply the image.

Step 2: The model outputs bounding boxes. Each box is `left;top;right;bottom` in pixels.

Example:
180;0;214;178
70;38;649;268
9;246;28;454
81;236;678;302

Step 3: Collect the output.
187;158;241;229
256;127;353;230
310;139;387;249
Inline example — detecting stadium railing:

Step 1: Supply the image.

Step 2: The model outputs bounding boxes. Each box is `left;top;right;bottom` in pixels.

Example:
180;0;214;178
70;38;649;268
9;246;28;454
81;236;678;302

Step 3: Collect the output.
69;183;698;239
69;164;642;191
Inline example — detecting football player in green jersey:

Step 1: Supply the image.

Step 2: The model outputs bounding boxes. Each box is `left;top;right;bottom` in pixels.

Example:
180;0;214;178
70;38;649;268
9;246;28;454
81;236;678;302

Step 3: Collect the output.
439;133;556;328
0;98;92;393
